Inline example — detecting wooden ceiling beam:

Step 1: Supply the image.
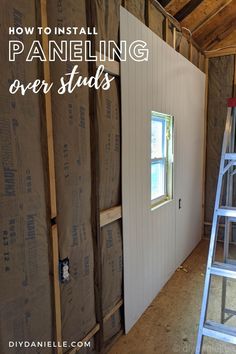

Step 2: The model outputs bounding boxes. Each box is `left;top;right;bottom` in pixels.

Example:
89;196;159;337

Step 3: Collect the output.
205;20;236;49
201;20;236;50
205;47;236;58
174;0;204;22
194;1;236;50
211;29;236;50
192;0;233;34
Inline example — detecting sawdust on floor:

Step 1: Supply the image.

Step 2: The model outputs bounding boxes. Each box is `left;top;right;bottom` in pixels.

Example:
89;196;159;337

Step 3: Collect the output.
108;239;236;354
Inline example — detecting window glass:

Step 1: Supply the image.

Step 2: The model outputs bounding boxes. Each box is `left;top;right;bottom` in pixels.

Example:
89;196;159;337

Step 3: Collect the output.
151;160;165;200
151;112;173;207
151;119;165;159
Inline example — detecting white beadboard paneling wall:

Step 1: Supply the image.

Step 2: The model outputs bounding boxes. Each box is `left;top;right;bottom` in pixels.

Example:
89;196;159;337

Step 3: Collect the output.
120;7;206;333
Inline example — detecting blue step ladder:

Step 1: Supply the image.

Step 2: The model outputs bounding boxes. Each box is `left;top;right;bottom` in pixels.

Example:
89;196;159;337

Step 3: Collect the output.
196;98;236;353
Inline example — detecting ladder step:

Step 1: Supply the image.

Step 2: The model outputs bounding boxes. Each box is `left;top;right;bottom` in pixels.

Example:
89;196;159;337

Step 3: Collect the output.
225;153;236;160
210;262;236;279
226;258;236;266
224;308;236;317
203;320;236;345
217;207;236;217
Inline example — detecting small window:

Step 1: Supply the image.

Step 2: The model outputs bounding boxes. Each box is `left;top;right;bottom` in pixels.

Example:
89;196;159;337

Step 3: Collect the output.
151;111;174;207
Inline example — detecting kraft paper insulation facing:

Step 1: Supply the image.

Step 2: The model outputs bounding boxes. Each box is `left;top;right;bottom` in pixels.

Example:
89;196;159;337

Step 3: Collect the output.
80;308;123;350
204;55;235;238
192;46;199;67
47;0;96;345
124;0;146;23
179;36;189;60
97;81;123;330
101;221;123;316
79;338;96;354
104;309;122;343
95;0;123;342
97;77;121;211
149;2;164;39
95;0;121;56
0;1;53;352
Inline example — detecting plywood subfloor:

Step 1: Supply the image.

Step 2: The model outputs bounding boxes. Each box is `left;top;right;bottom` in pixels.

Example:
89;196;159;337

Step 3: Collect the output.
109;239;236;354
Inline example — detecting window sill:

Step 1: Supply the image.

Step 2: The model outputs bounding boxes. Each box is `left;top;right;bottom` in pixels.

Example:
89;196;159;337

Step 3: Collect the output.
151;198;173;211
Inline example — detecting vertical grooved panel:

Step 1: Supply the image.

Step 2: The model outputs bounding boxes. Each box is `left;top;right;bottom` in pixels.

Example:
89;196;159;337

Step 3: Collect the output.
121;7;205;333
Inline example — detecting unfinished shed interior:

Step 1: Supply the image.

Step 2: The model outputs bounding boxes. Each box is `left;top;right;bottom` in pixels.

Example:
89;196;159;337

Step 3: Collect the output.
1;0;236;353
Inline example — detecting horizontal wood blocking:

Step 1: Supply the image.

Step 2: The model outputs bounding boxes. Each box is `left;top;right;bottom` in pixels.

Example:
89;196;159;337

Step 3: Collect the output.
68;324;100;354
96;51;120;76
100;206;122;227
103;299;123;323
205;48;236;58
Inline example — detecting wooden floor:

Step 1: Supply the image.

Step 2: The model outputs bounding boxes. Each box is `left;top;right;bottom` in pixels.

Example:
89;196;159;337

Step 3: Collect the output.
109;239;236;354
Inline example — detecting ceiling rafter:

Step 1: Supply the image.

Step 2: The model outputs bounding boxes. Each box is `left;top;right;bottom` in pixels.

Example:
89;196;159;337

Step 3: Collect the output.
174;0;204;22
192;0;233;34
211;28;236;50
193;1;236;50
205;19;236;49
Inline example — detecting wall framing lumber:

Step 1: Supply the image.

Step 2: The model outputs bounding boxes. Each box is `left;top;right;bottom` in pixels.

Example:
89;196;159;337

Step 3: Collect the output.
38;1;62;352
103;299;123;323
189;41;193;61
234;54;236;96
173;27;177;49
68;324;100;354
100;206;122;227
86;0;104;351
202;58;209;236
51;225;63;351
123;0;205;72
40;0;57;219
205;48;236;58
151;0;180;29
94;2;124;347
164;17;169;43
179;34;190;60
150;0;203;54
